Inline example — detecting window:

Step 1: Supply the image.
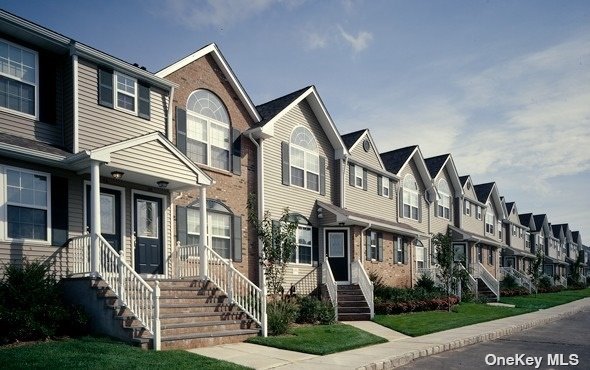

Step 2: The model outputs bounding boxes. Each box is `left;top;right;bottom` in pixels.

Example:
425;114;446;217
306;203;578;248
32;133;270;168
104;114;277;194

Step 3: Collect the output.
415;240;425;269
114;71;137;113
381;178;389;198
437;179;451;219
4;168;49;241
0;39;38;118
187;201;232;259
477;246;483;263
519;228;523;238
498;221;502;240
488;246;494;265
402;174;419;220
464;199;471;216
368;230;377;260
485;204;494;234
290;126;319;191
512;225;517;236
186;90;231;171
396;237;404;263
354;165;363;188
476;205;482;220
293;225;313;264
525;232;531;249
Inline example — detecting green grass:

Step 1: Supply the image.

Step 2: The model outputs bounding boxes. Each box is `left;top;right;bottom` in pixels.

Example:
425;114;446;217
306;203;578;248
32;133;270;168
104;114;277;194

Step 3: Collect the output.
246;324;387;355
374;303;533;337
0;336;250;370
500;288;590;310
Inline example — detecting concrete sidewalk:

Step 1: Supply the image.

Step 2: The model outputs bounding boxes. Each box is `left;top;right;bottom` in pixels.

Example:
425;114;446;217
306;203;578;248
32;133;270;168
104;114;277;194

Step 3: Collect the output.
188;297;590;370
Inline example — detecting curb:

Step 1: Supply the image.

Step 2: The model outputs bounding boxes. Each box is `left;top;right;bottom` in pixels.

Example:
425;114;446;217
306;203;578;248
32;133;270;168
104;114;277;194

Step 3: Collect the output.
357;302;588;370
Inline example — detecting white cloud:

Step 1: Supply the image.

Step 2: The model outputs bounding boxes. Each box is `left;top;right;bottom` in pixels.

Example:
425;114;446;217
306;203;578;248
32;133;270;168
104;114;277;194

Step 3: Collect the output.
304;32;328;50
338;26;373;52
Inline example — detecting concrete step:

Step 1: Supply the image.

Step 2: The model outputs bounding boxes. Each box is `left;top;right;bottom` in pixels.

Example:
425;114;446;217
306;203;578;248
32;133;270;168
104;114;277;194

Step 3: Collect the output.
338;306;370;314
159;296;229;305
160;311;247;325
338;300;369;308
338;313;371;321
160;303;237;315
161;329;259;350
161;320;256;336
145;279;213;289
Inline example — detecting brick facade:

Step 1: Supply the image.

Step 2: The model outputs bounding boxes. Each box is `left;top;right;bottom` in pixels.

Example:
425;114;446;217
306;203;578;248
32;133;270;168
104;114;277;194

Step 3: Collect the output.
164;54;260;283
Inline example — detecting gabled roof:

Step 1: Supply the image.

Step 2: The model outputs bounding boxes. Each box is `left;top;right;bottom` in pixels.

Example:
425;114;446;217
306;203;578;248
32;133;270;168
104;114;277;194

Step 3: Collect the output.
473;182;495;204
551;224;564;239
519;213;536;231
505;202;515;215
156;43;260;122
341;129;367;149
533;214;551;234
380;146;418;174
459;175;469;187
247;86;348;159
572;231;581;244
424;154;463;197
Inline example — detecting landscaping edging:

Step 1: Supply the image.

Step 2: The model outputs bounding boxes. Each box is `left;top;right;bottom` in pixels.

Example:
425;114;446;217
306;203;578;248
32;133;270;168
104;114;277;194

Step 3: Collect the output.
358;298;590;370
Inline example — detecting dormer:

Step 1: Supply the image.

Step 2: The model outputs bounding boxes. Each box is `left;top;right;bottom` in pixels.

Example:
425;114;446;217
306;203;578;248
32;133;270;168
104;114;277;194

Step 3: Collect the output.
424;153;462;225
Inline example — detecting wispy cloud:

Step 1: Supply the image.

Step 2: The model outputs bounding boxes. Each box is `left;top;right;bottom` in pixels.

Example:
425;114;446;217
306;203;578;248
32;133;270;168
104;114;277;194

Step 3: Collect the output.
304;31;328;50
338;25;373;52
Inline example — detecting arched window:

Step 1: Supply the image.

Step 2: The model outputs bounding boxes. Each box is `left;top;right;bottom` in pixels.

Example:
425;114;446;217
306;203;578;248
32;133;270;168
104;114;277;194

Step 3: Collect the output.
282;213;313;265
402;174;419;220
485;202;495;234
187;200;233;259
437;179;451;220
290;126;320;191
186;90;230;170
415;240;425;269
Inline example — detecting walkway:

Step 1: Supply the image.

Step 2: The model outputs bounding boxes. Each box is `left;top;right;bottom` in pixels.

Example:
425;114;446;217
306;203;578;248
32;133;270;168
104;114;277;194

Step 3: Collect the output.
187;297;590;370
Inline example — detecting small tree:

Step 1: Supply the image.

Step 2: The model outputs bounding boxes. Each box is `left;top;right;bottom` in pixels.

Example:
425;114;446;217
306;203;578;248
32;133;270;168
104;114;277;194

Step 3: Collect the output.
528;249;543;294
433;231;457;311
570;253;583;285
247;195;297;296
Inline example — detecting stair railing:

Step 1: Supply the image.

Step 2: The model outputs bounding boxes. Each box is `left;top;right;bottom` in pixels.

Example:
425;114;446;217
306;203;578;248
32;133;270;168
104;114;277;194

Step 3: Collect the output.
351;260;374;318
477;262;500;301
500;266;535;293
173;243;199;278
68;234;161;350
458;263;478;298
321;257;338;320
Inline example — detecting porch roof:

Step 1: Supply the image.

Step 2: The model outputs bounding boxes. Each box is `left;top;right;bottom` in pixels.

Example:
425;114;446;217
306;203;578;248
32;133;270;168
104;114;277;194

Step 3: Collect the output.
316;200;426;238
448;225;506;249
545;255;568;266
502;245;535;258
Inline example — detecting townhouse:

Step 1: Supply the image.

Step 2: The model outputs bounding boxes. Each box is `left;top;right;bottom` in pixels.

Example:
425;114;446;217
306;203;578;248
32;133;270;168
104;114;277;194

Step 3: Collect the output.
501;200;532;273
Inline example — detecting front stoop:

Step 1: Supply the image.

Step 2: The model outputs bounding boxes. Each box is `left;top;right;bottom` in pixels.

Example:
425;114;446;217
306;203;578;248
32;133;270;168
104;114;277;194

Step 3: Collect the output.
477;279;498;302
337;284;371;321
146;279;260;349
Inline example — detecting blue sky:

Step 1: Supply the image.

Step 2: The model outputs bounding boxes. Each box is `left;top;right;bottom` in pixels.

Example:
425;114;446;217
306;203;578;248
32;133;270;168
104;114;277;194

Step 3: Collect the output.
3;0;589;239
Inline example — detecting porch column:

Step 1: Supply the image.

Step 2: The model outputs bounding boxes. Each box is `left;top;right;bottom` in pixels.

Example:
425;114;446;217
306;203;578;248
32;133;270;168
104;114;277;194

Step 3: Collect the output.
90;160;101;276
199;185;208;279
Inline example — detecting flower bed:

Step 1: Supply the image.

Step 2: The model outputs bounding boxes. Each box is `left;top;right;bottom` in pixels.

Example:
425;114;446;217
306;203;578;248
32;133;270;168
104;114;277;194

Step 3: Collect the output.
375;296;460;314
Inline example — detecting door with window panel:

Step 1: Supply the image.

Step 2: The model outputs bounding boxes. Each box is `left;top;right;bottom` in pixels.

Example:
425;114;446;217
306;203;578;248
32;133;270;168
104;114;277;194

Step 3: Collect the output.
85;186;122;251
134;194;163;274
326;229;349;282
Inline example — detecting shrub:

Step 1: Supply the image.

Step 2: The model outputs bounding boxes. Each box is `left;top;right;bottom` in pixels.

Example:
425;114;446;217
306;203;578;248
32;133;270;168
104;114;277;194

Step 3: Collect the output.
266;299;298;335
296;296;336;325
500;287;530;297
374;296;459;315
539;275;553;289
500;274;519;289
415;273;437;292
0;260;89;344
316;301;336;325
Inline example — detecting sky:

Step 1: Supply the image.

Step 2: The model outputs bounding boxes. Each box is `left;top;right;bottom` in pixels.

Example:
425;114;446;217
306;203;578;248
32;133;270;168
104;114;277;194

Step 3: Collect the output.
3;0;589;239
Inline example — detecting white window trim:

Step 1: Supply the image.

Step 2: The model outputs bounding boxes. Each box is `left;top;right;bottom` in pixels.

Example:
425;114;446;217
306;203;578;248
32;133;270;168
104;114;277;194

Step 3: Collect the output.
476;205;482;220
0;38;39;120
292;224;313;265
187;209;232;260
485;205;495;235
415;244;425;269
82;181;126;250
1;166;51;244
381;178;390;198
113;71;138;114
402;175;419;221
437;179;451;220
354;165;363;189
187;111;231;171
465;200;471;216
289;127;320;193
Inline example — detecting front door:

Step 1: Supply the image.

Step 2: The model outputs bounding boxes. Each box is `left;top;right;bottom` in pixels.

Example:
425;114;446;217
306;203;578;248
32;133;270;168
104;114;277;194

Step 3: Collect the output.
86;186;122;251
134;194;163;274
326;229;349;282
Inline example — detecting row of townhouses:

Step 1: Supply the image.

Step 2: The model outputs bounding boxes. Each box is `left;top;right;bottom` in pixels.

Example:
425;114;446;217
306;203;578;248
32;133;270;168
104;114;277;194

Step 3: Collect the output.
0;10;586;349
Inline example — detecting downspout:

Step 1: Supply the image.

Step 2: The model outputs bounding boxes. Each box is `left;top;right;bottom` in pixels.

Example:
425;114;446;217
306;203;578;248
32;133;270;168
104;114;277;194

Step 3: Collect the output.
342;155;349;208
166;86;175;141
72;53;79;153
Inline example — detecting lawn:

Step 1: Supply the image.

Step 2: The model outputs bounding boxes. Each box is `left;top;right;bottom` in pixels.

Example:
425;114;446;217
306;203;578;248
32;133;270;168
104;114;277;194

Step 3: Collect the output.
500;288;590;310
0;336;250;370
246;324;387;355
374;303;533;337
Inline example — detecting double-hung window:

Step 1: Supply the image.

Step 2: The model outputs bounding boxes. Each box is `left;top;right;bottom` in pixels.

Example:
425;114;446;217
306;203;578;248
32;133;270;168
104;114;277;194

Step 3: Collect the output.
488;246;494;265
186;90;231;171
354;165;363;188
4;167;50;241
464;200;471;216
368;230;378;260
402;174;419;220
114;71;137;113
293;224;312;265
485;204;494;234
437;179;451;219
381;178;390;198
512;225;517;236
525;232;531;249
415;241;425;269
477;246;483;263
0;39;38;118
476;205;482;220
187;203;232;259
290;126;319;191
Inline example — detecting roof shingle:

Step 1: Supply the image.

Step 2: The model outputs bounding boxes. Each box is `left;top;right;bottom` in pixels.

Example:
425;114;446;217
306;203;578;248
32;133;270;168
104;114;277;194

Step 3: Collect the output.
380;146;418;174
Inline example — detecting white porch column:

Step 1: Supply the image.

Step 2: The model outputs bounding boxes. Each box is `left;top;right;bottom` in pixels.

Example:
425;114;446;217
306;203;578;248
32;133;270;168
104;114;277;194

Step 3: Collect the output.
90;160;101;276
199;185;208;279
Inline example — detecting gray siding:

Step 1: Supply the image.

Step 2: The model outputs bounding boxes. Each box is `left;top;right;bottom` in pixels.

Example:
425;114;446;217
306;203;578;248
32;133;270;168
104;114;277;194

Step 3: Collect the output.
430;168;454;236
63;56;74;152
349;133;383;170
263;100;335;224
77;59;168;151
0;111;62;146
344;164;396;220
398;159;429;234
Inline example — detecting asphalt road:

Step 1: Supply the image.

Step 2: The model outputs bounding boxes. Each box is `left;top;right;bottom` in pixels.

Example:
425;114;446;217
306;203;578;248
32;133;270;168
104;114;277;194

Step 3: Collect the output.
400;308;590;370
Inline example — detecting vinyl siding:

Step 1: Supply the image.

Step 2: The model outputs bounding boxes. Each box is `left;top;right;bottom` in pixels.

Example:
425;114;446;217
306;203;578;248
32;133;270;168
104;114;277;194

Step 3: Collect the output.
282;265;319;295
398;159;428;234
77;59;168;151
430;168;454;236
506;208;526;251
263;100;335;224
344;165;396;220
349;134;383;170
461;190;484;236
109;140;198;185
63;56;74;152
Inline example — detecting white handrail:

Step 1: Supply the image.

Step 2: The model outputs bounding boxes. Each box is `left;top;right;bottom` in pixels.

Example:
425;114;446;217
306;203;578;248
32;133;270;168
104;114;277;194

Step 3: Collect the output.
458;263;477;296
321;257;338;320
69;234;91;275
477;262;500;300
173;244;266;337
416;267;442;286
500;266;535;293
351;260;374;318
68;234;160;350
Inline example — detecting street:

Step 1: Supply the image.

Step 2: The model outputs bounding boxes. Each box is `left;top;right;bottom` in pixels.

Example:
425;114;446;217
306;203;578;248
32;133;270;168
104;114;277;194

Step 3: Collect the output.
400;308;590;370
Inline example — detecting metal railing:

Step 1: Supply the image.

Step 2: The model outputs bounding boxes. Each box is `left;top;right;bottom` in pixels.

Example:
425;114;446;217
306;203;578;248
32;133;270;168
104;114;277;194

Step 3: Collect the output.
321;257;338;320
173;244;267;337
351;260;374;318
500;266;535;293
558;275;567;288
458;263;477;297
68;234;160;350
475;262;500;301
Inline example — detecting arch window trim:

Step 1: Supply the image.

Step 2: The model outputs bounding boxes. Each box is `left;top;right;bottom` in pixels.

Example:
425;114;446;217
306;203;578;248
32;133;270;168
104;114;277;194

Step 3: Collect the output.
187;199;233;259
485;202;495;235
186;89;231;171
402;174;419;220
289;126;320;192
283;213;313;265
436;179;451;220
